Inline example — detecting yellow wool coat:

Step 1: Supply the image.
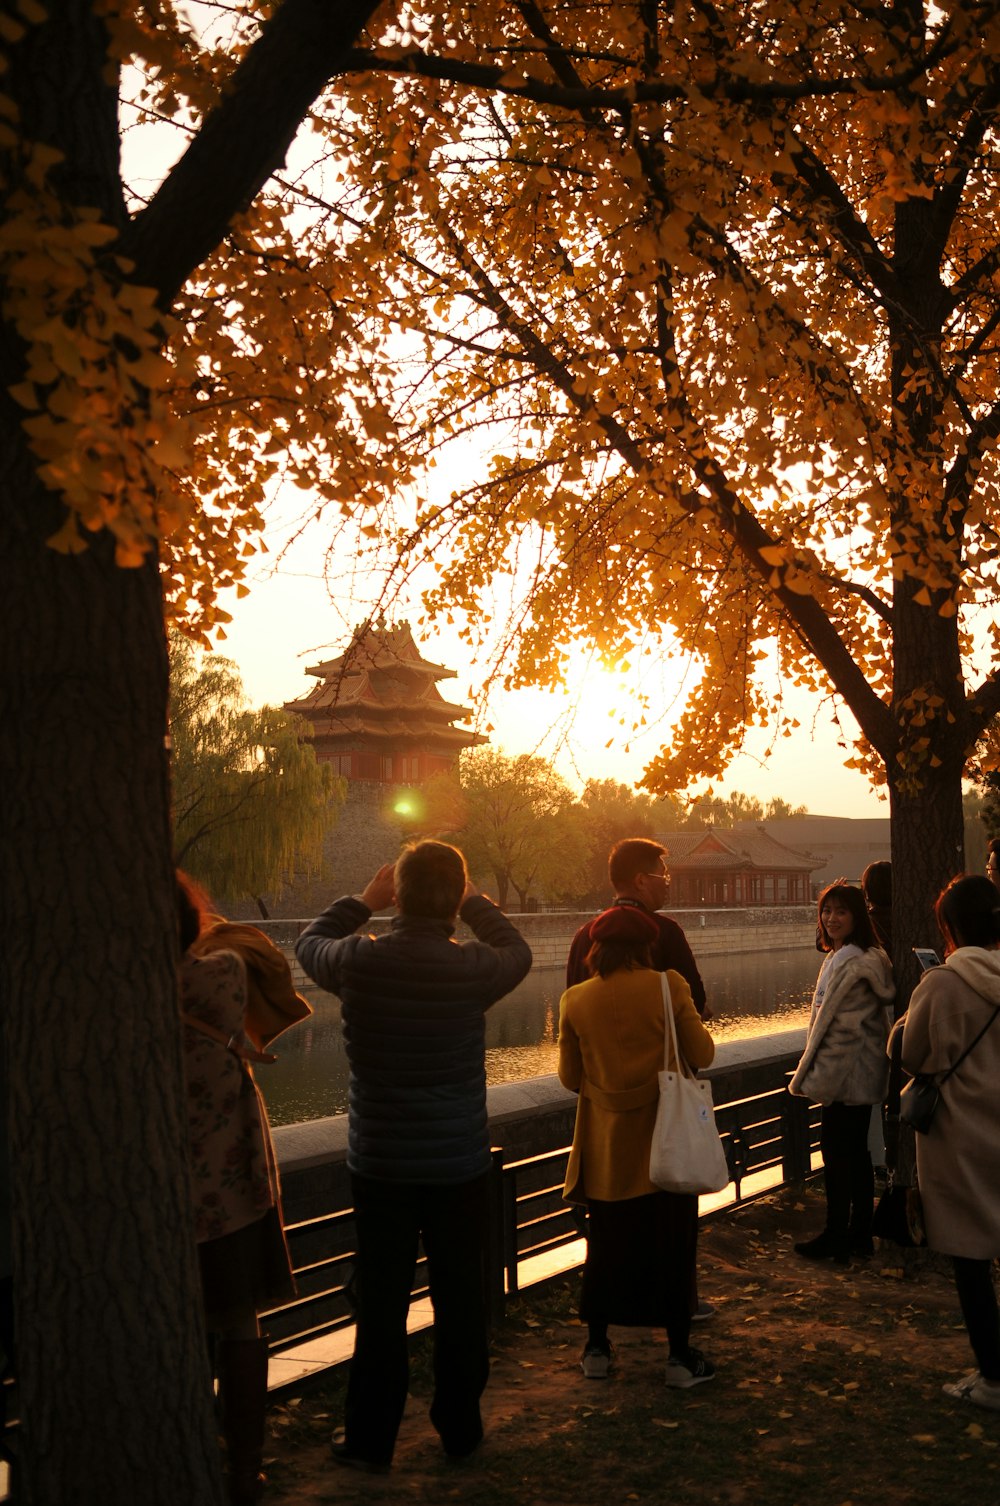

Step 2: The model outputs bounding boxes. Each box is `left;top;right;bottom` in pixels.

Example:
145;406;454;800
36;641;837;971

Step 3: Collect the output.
558;967;715;1205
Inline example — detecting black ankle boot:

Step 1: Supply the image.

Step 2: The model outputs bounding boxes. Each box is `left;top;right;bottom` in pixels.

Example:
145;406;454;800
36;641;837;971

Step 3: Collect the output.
794;1231;850;1264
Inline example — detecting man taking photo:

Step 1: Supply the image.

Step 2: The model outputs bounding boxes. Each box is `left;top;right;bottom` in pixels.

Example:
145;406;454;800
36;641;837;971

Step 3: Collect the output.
296;841;532;1474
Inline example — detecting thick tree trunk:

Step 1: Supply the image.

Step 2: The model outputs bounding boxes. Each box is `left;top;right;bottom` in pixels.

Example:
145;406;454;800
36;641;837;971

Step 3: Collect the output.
1;462;226;1503
1;8;224;1498
888;767;966;1009
881;167;973;1015
0;431;225;1501
886;548;971;1014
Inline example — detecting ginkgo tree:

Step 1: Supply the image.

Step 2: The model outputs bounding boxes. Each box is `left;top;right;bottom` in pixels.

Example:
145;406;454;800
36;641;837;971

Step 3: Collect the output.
291;0;1000;974
5;1;1000;1500
1;2;390;1502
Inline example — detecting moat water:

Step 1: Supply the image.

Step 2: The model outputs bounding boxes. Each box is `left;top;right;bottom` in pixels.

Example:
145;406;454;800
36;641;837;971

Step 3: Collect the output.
259;945;819;1127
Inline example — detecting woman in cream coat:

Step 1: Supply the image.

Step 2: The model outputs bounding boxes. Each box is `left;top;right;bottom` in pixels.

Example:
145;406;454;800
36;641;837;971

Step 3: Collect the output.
897;874;1000;1412
558;904;715;1388
789;881;894;1264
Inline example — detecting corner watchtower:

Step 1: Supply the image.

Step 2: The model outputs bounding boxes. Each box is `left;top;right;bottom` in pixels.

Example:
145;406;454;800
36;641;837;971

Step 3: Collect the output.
284;617;487;784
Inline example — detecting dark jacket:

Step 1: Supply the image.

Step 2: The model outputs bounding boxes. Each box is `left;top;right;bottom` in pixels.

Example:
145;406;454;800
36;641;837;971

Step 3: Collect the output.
565;900;708;1015
295;895;532;1184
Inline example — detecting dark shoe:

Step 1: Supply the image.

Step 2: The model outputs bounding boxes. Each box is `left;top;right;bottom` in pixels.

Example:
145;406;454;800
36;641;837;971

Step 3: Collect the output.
664;1347;715;1388
444;1434;483;1461
794;1231;849;1264
849;1235;875;1259
691;1300;715;1323
331;1440;391;1475
431;1398;484;1459
581;1341;614;1379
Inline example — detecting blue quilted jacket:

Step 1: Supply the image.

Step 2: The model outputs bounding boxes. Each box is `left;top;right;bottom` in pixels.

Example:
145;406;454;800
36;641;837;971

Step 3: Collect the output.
296;895;532;1183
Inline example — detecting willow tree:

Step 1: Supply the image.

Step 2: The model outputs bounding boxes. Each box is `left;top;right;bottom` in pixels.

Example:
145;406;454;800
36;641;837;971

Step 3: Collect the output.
169;635;342;910
287;1;1000;987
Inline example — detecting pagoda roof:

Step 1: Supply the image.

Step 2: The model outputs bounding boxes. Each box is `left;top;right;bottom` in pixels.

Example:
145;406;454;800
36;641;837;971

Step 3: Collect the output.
306;714;487;747
304;618;455;683
288;674;468;721
658;826;825;872
284;617;485;750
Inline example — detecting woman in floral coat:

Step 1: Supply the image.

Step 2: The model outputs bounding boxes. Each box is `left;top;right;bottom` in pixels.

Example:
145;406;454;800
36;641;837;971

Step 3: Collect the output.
177;872;295;1505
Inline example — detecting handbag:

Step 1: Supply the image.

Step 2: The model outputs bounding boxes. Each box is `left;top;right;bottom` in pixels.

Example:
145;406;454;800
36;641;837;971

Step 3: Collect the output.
872;1176;926;1248
898;1003;1000;1136
648;973;729;1195
899;1074;939;1135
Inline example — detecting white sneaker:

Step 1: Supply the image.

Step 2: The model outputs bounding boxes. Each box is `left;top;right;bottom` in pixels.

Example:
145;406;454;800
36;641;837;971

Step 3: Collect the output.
968;1378;1000;1411
943;1370;981;1400
665;1347;715;1388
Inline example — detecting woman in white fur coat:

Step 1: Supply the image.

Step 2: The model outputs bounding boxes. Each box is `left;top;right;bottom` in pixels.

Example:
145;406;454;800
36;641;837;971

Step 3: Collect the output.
896;874;1000;1413
789;881;895;1264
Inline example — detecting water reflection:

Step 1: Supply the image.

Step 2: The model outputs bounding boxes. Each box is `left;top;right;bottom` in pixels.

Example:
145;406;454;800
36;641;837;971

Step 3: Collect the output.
260;947;818;1127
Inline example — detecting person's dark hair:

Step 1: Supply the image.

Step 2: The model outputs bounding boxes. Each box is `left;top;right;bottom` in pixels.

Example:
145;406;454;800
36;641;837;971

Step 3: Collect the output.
989;838;1000;860
176;868;212;953
816;880;877;952
861;860;892;951
584;904;659;978
935;873;1000;951
585;937;654;978
861;861;892;910
394;840;467;919
608;838;667;891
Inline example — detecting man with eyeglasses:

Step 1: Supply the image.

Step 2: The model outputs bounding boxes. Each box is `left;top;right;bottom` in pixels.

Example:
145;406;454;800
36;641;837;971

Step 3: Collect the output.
566;838;709;1018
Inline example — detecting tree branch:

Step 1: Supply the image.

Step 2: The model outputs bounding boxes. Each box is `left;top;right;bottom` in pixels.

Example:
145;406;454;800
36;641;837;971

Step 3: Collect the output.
125;0;390;305
433;217;895;759
931;78;1000;267
969;669;1000;732
336;45;936;110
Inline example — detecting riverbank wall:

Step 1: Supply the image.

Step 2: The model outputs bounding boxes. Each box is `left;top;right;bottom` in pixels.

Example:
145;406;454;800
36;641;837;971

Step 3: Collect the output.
263;1026;815;1384
271;1025;808;1228
252;905;816;984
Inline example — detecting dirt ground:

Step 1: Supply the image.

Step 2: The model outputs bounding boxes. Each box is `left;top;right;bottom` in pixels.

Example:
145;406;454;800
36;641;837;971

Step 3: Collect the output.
262;1184;999;1506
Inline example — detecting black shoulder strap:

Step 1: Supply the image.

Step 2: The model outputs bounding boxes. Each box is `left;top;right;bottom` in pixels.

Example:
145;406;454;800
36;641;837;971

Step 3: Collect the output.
884;1027;904;1172
939;1005;1000;1085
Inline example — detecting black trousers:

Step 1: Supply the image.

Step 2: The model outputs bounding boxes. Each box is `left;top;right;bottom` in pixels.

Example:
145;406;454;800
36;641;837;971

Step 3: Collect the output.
581;1190;697;1356
953;1256;1000;1382
345;1171;490;1465
820;1102;875;1241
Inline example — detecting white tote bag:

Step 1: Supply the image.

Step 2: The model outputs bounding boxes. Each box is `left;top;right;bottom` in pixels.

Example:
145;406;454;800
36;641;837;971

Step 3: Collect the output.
648;973;729;1195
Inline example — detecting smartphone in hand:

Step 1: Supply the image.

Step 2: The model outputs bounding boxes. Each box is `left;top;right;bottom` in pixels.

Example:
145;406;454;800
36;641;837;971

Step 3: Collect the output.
913;946;941;972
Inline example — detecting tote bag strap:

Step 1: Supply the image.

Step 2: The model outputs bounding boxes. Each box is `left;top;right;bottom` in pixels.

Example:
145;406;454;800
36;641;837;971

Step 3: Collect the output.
660;972;693;1080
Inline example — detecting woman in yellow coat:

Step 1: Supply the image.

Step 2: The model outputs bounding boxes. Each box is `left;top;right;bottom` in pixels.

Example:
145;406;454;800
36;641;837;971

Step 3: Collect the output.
558;905;715;1387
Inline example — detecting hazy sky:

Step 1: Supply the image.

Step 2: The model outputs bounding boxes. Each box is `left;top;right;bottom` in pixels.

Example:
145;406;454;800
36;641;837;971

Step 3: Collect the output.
208;505;890;820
